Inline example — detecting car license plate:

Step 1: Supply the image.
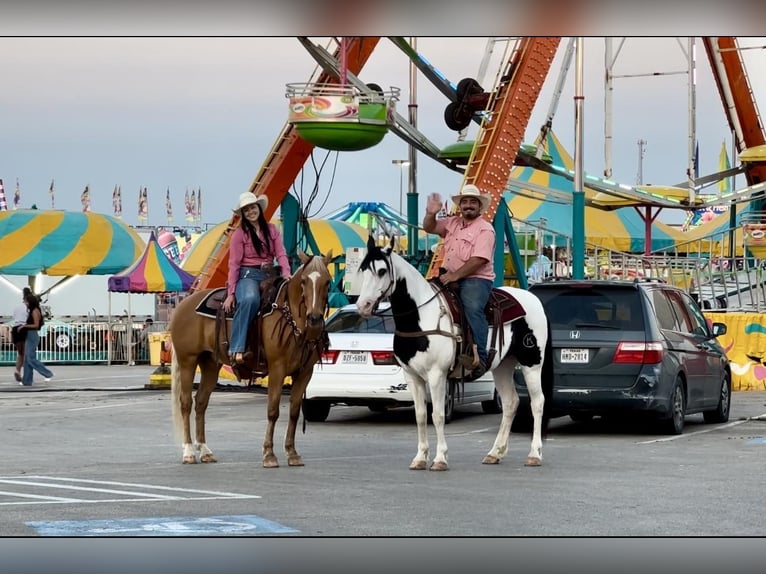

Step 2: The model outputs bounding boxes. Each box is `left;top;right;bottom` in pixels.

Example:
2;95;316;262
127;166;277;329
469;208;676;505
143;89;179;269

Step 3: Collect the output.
561;348;589;363
340;351;368;364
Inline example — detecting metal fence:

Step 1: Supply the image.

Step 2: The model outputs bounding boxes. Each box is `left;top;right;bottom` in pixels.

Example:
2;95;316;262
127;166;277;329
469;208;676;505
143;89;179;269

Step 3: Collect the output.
0;320;170;366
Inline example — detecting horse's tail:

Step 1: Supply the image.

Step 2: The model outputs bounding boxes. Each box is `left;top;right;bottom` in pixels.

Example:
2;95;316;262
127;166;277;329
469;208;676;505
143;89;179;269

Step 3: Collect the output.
170;347;184;444
541;316;555;436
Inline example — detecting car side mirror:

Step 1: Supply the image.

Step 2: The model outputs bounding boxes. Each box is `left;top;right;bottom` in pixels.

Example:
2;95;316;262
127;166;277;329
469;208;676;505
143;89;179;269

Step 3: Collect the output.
711;322;727;338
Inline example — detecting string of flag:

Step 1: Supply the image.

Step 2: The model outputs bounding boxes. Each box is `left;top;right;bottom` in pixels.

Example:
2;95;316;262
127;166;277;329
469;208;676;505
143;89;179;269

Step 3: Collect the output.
0;180;204;222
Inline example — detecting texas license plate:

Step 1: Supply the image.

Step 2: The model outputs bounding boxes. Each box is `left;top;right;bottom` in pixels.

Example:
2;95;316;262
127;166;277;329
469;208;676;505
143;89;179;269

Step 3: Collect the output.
340;351;368;364
561;348;589;363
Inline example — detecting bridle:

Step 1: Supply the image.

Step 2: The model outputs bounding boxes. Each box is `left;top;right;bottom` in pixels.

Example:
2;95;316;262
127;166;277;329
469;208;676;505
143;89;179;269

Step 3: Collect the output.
367;251;457;340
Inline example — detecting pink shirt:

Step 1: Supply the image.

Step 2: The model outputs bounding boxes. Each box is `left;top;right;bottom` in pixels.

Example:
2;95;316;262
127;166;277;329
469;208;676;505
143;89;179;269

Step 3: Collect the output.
227;224;291;296
432;215;495;281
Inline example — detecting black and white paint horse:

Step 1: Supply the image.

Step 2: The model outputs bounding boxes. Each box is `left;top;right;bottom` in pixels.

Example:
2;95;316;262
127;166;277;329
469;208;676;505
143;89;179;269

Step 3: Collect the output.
355;236;553;471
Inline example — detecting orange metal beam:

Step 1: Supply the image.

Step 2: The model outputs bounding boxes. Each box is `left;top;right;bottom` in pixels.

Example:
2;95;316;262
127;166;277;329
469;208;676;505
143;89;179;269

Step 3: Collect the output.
192;37;381;292
703;37;766;186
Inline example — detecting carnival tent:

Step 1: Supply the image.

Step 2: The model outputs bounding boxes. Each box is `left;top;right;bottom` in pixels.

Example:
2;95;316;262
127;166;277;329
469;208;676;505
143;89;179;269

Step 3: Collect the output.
108;230;195;293
504;132;684;254
0;209;143;276
181;218;369;277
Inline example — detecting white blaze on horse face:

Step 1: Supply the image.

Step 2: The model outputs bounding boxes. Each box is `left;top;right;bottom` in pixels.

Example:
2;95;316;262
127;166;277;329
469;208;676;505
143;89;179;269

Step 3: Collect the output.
305;270;322;311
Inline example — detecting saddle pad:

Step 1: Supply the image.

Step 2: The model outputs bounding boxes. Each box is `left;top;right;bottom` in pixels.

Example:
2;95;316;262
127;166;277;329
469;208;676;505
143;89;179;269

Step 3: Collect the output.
488;289;526;323
195;288;232;320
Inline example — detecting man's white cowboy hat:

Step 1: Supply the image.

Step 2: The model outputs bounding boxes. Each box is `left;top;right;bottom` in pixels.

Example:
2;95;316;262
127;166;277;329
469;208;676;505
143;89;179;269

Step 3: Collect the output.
233;191;268;213
451;184;490;213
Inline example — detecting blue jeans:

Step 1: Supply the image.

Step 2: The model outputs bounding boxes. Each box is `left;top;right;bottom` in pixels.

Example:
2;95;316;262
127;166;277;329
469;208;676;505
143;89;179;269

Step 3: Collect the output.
22;330;53;385
229;267;267;355
458;277;493;365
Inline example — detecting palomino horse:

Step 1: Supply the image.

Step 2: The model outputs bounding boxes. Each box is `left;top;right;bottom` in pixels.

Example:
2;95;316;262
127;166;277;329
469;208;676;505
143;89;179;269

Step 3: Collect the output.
355;236;553;471
170;250;333;467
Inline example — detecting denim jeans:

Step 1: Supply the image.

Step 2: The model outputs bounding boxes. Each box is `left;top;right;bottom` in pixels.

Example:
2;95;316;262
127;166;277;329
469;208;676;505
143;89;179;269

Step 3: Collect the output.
229;267;267;355
458;277;493;365
22;329;53;385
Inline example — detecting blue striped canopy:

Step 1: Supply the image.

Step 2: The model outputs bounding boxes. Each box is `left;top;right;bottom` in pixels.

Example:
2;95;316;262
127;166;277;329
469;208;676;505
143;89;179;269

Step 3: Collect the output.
0;209;144;276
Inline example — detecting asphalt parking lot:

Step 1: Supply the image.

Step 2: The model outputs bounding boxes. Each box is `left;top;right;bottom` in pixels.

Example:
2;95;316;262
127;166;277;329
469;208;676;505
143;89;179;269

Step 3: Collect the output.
2;364;766;537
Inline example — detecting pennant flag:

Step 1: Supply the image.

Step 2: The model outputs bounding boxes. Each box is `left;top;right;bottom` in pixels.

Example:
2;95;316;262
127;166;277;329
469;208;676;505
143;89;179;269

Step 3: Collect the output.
138;186;149;223
184;188;193;222
81;184;91;212
13;178;21;210
165;187;173;223
718;140;731;195
0;178;7;211
49;179;55;209
196;187;202;223
189;189;197;222
112;184;122;218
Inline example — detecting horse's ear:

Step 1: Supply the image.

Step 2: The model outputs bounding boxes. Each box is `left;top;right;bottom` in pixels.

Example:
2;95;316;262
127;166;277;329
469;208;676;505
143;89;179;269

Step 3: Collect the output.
298;250;310;264
366;234;376;250
324;249;333;263
388;235;395;250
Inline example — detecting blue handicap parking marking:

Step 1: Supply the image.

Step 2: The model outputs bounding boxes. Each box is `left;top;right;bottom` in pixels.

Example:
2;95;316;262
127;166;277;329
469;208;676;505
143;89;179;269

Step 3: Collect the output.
27;515;299;536
745;437;766;445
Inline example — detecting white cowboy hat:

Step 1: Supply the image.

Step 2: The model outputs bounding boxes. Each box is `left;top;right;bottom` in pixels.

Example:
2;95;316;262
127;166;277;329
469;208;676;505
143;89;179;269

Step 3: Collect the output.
451;184;490;213
233;191;268;213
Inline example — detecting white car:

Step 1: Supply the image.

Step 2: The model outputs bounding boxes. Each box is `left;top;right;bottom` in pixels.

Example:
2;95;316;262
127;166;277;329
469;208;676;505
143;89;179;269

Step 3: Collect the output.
302;303;502;423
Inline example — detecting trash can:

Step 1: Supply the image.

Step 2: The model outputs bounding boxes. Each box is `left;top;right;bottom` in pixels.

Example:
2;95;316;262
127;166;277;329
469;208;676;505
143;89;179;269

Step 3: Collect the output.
149;332;171;366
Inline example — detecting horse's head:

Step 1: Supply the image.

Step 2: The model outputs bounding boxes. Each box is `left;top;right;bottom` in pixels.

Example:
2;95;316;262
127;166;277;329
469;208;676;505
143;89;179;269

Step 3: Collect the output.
294;249;333;339
356;235;395;318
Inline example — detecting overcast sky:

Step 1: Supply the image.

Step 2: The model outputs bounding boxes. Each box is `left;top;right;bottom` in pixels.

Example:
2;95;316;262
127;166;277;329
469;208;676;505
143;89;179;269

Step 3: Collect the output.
1;36;764;229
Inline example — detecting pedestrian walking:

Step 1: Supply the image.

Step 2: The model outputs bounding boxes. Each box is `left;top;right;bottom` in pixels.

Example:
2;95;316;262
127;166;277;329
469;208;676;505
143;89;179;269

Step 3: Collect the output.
11;287;32;382
18;291;54;386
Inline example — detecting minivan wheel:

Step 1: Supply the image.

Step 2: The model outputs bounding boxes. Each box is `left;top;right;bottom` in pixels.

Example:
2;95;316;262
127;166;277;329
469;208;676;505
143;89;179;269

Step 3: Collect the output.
660;378;686;435
703;371;731;424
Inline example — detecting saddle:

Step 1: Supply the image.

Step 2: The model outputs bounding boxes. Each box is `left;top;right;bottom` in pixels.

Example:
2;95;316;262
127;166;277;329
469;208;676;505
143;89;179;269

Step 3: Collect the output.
194;267;284;384
429;276;526;382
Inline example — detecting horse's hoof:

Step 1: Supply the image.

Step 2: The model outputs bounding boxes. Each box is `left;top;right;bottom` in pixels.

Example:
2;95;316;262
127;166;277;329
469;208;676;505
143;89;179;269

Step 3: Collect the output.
287;456;304;467
525;456;542;467
482;455;500;465
200;454;217;463
409;460;427;471
429;461;449;471
263;456;279;468
182;456;197;464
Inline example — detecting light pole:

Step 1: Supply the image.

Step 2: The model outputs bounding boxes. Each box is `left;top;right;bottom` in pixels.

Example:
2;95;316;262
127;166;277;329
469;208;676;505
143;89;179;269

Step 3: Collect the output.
391;159;410;215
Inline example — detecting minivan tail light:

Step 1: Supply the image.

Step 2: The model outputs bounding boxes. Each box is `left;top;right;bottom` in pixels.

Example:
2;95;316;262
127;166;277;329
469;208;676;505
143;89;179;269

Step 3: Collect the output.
613;342;664;364
319;350;339;364
371;351;397;365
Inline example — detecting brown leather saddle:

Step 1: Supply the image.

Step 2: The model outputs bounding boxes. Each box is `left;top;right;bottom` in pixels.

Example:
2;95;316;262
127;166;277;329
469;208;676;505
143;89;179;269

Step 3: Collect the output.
429;277;526;381
195;272;284;384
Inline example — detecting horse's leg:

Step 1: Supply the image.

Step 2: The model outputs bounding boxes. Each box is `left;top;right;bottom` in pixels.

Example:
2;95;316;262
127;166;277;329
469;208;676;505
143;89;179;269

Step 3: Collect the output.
426;371;449;471
284;366;314;467
262;365;285;468
407;372;430;471
194;355;221;463
483;356;519;465
172;353;198;464
520;363;545;466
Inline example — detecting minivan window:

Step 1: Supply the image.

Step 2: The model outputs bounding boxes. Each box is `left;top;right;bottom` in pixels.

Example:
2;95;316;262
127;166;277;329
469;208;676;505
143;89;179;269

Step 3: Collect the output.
651;289;680;331
535;287;645;330
677;291;711;337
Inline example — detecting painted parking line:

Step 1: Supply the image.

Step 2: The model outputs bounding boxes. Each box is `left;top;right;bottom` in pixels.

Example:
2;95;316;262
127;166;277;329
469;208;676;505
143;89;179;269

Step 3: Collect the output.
0;476;261;506
27;514;299;536
636;414;766;444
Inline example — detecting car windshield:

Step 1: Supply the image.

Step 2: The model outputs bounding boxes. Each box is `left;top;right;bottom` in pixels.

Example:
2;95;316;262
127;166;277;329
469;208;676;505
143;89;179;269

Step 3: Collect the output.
534;287;645;330
325;309;396;334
